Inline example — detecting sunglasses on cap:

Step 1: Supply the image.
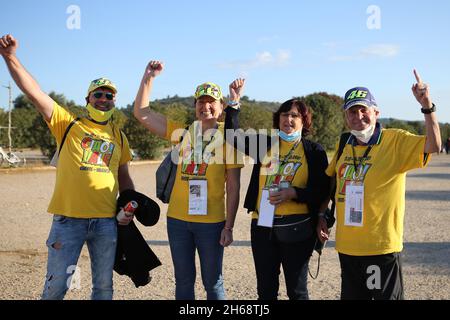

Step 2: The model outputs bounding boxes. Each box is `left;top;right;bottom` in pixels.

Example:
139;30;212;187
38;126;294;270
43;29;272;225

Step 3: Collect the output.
92;91;115;100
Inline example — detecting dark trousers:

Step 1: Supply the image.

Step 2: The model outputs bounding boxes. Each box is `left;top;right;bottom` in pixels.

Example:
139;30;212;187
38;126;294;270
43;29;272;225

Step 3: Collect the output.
251;219;315;300
338;252;404;300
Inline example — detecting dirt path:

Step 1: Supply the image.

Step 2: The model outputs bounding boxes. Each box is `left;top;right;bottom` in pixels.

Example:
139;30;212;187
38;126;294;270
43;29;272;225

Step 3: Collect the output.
1;155;449;300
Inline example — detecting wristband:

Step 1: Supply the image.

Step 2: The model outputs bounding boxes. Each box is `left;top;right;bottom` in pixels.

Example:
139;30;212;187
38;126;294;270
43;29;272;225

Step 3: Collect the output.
421;103;436;114
224;226;233;231
318;212;326;218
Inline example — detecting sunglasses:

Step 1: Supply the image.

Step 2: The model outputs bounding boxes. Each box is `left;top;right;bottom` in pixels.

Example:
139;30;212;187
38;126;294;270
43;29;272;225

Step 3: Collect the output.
92;91;115;100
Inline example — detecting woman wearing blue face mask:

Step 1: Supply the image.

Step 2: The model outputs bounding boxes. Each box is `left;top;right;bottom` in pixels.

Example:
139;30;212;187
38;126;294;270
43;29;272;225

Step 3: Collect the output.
224;98;330;300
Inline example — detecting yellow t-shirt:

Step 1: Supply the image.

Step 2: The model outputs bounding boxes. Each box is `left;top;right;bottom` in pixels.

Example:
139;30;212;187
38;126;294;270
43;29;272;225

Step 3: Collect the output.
326;129;429;256
45;102;132;218
253;140;309;219
165;120;244;223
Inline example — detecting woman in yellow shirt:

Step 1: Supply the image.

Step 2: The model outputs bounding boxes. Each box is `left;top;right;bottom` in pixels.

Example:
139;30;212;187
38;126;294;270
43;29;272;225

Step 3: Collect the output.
225;99;330;300
133;61;244;300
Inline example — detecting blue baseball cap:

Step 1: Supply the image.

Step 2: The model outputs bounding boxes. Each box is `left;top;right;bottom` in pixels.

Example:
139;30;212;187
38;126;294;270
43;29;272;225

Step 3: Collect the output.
343;87;377;111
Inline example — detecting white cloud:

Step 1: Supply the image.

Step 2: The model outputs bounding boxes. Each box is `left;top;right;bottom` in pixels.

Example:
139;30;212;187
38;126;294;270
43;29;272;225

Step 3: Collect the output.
256;51;273;65
329;43;400;62
218;50;292;69
361;44;400;58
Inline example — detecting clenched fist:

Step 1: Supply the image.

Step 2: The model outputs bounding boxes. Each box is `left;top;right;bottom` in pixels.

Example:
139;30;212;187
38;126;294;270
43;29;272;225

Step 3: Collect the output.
0;34;18;57
229;78;245;103
143;60;164;81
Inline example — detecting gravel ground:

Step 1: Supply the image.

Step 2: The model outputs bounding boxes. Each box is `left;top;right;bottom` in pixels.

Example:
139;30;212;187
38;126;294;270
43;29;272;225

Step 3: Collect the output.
0;155;449;300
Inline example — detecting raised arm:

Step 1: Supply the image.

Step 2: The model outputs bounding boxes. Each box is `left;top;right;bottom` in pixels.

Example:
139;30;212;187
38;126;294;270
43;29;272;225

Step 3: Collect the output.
224;78;245;131
224;78;271;159
411;69;441;153
0;34;54;122
133;60;167;138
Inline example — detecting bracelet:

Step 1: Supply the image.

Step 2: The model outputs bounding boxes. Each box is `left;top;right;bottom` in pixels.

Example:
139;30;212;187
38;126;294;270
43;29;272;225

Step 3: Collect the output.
224;226;233;231
227;101;240;108
318;212;326;218
226;103;240;110
421;103;436;114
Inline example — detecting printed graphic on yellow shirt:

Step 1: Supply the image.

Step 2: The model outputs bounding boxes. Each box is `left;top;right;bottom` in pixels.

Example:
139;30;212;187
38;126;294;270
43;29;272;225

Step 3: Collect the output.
264;155;303;187
180;143;216;176
337;156;372;195
80;134;116;170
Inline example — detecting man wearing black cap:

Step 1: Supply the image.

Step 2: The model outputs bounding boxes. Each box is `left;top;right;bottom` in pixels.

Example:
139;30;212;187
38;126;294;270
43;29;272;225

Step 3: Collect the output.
0;34;136;300
317;70;441;300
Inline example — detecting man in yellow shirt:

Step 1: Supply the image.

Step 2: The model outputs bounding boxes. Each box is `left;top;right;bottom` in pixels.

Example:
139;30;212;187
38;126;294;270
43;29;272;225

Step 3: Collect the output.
317;70;441;299
0;34;135;300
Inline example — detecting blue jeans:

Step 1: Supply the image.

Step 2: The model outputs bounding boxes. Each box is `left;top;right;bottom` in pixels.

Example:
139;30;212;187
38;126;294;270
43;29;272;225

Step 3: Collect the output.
42;215;117;300
167;217;225;300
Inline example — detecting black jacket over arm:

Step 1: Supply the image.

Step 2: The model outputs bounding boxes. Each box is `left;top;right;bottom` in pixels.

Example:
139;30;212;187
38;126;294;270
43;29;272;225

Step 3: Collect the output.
224;107;330;221
114;190;162;288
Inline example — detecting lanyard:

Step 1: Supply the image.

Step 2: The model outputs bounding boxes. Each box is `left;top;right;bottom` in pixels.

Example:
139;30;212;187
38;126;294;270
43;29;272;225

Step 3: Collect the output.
351;144;373;180
183;126;218;176
270;138;302;177
279;138;302;166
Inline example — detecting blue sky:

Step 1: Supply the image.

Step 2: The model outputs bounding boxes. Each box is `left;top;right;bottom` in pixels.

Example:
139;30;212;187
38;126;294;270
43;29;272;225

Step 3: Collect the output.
1;0;449;122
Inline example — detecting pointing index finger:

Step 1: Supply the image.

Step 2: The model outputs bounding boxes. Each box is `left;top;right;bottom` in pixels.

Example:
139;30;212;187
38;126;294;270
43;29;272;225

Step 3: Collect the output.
414;69;423;84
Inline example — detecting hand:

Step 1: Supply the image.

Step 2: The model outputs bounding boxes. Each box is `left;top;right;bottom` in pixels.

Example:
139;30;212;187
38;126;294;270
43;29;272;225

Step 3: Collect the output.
268;187;296;206
229;78;245;103
220;228;233;247
118;213;134;226
412;69;432;109
0;34;18;57
143;60;164;81
316;217;329;243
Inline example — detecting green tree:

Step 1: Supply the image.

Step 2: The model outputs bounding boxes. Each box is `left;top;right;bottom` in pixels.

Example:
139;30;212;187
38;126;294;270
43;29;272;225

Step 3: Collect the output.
301;92;345;151
439;123;450;150
13;94;35;109
121;105;167;159
159;102;195;124
384;119;418;134
0;108;8;146
407;120;425;135
31;93;86;157
11;107;40;147
238;102;273;131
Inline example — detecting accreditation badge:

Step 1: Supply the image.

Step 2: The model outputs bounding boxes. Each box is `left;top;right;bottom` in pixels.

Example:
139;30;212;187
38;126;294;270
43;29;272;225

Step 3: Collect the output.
344;181;364;227
188;179;207;215
257;188;275;227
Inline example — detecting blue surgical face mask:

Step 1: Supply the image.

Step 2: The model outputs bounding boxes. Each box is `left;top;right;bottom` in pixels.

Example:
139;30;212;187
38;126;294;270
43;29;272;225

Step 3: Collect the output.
278;130;302;142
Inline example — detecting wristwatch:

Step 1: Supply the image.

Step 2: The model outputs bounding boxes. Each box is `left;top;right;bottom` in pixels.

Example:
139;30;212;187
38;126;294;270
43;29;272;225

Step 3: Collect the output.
421;103;436;114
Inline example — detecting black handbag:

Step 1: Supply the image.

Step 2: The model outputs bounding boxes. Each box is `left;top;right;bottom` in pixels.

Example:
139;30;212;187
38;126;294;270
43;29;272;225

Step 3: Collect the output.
155;126;189;204
272;214;313;243
156;146;180;204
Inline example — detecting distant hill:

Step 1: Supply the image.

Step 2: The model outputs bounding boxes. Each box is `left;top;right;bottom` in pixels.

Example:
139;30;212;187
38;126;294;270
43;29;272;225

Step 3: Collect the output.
153;95;280;112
